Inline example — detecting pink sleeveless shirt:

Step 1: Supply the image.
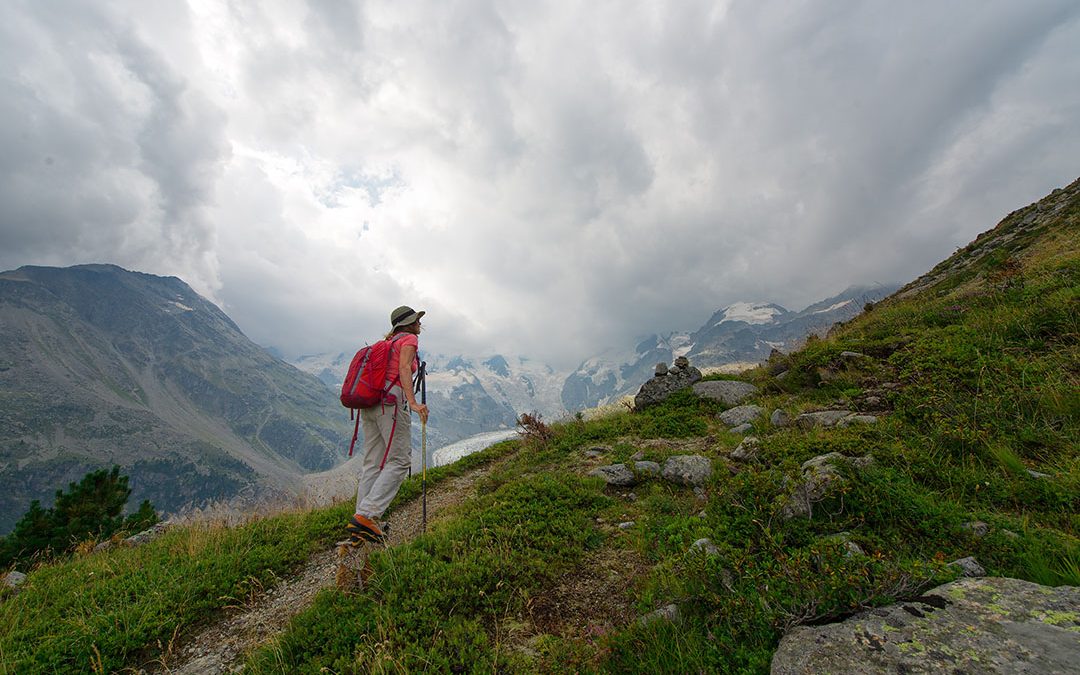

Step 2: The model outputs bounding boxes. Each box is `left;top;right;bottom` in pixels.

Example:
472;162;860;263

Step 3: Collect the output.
387;333;418;386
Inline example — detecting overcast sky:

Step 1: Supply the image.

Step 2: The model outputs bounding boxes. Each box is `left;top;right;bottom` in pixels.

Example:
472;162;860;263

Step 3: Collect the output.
2;1;1078;369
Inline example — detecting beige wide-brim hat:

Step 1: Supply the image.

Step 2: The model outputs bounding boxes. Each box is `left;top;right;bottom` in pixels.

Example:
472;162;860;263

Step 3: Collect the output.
390;305;425;328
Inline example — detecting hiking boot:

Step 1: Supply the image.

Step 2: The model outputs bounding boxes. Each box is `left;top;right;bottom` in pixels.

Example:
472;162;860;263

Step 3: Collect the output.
346;513;387;544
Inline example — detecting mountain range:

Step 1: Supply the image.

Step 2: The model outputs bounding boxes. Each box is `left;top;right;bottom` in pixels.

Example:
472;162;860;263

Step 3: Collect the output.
294;285;898;448
1;264;892;533
0;264;347;533
560;284;898;411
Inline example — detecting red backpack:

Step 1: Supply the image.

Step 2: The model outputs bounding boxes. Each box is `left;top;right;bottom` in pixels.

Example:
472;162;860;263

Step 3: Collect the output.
341;333;408;456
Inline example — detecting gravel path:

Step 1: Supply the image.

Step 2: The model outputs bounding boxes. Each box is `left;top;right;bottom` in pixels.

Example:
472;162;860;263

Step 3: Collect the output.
154;465;496;674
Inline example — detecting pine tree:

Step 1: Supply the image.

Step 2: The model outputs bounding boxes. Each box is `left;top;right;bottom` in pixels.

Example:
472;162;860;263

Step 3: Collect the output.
0;466;158;567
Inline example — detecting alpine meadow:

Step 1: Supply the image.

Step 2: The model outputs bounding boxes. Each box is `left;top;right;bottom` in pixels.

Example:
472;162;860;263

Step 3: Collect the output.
2;177;1077;672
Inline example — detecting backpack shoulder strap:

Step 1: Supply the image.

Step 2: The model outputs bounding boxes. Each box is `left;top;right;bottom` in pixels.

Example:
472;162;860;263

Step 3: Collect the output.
384;332;413;388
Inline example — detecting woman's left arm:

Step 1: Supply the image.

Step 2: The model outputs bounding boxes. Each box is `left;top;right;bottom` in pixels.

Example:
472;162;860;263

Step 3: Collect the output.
398;344;429;422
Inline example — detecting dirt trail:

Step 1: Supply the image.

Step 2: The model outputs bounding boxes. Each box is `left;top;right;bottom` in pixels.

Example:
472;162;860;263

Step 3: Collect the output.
154;464;497;674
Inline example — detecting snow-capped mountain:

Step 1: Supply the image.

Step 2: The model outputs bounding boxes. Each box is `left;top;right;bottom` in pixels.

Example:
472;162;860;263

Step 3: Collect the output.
561;285;898;411
291;350;568;453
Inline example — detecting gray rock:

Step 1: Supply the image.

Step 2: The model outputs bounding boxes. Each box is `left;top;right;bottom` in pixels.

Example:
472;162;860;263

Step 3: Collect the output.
630;450;646;462
771;577;1080;674
634;461;662;477
770;409;791;427
655;362;668;376
836;414;878;427
949;556;986;578
123;522;170;547
583;449;604;459
719;405;765;427
3;570;26;589
962;521;991;538
860;395;884;409
823;533;865;558
796;410;853;429
618;521;636;530
639;603;682;627
839;351;868;359
588;464;637;487
691;380;759;406
690;538;720;556
1001;529;1020;540
730;423;754;434
93;539;116;553
673;356;690;370
781;453;874;519
775;370;789;380
662;455;713;487
1027;469;1051;479
800;452;874;473
634;360;703;410
730;436;761;462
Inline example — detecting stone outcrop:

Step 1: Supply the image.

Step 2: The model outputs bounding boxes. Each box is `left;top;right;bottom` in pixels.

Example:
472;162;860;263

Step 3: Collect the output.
588;464;637;487
719;405;765;427
730;436;761;463
3;570;26;591
781;453;875;519
639;603;682;626
771;409;791;427
634;461;662;477
662;455;713;487
633;357;702;410
771;576;1080;674
691;380;758;406
949;556;987;578
796;410;855;429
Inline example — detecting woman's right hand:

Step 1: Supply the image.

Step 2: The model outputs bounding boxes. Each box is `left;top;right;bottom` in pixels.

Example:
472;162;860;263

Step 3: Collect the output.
413;403;429;424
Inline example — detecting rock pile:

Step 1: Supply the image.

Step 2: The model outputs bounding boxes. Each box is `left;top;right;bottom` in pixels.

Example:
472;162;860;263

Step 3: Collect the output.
589;454;713;489
633;357;702;410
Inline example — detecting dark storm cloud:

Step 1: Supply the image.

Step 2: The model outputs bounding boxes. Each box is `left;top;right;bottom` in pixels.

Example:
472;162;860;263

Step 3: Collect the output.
1;1;1078;369
0;2;227;286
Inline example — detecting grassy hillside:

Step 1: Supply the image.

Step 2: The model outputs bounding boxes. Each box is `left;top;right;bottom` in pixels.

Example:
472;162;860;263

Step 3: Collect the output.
1;178;1076;673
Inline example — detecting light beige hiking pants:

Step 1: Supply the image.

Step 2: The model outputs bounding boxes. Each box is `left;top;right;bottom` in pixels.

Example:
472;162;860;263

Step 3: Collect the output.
355;384;412;519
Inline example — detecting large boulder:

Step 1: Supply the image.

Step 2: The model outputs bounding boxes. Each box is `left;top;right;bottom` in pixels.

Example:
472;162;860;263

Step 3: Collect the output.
719;405;766;427
771;577;1080;674
662;455;713;487
692;380;758;406
634;358;703;410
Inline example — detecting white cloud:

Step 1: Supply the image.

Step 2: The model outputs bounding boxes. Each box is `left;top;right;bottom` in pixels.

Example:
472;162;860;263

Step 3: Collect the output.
1;0;1078;369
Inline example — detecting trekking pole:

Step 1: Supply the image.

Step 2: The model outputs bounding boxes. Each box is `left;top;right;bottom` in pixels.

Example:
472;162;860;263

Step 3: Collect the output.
420;361;427;533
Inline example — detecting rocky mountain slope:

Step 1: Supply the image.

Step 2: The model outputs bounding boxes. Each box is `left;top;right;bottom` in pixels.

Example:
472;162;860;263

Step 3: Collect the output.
0;264;348;533
561;284;898;411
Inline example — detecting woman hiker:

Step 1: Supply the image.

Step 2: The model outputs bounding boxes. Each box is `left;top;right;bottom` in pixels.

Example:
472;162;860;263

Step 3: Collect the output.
347;305;430;544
